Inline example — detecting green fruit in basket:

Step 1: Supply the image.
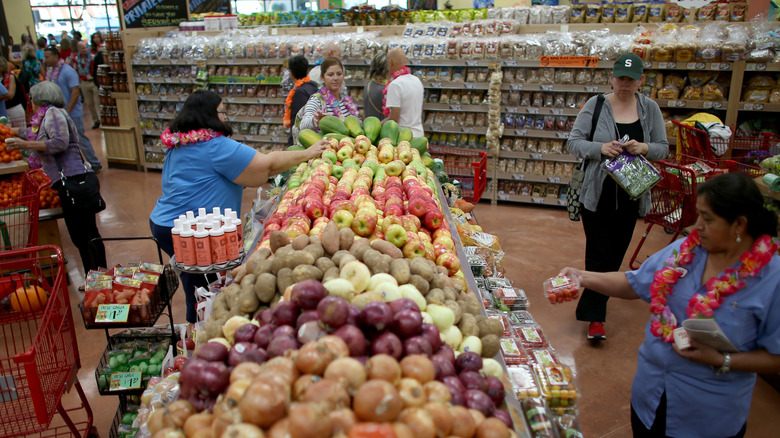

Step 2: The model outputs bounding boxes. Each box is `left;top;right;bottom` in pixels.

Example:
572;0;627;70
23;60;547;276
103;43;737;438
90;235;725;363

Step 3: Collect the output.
362;159;378;175
344;115;364;137
323;150;338;165
319;115;349;136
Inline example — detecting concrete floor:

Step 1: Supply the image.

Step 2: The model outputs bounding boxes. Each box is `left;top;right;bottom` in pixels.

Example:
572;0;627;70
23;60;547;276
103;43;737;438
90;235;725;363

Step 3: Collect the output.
47;122;780;437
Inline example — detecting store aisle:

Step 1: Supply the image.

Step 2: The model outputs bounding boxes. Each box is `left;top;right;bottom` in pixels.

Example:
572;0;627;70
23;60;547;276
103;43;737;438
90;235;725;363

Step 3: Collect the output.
52;125;780;437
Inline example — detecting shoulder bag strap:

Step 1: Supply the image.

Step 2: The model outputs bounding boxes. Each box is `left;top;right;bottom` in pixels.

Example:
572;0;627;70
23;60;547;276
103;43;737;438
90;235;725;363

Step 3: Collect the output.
50;108;87;178
588;94;605;142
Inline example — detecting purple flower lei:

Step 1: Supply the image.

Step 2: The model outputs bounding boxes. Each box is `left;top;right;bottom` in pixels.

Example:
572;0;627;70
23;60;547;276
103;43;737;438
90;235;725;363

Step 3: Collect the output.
318;87;358;119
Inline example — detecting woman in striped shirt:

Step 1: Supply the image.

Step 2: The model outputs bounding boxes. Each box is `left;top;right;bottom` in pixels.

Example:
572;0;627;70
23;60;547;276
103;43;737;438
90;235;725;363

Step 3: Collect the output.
295;57;359;139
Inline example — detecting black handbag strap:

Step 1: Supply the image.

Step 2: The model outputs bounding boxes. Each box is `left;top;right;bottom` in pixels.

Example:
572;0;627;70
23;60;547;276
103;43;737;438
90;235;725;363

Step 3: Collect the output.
588;94;605;142
49;108;87;177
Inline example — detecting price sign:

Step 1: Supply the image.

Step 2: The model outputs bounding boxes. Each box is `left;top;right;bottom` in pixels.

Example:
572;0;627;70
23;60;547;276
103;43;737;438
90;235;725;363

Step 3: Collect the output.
226;116;236;122
430;125;442;132
450;104;463;111
515;129;528;136
157;112;168;119
164;77;174;84
749;63;767;71
584;85;599;93
555;132;570;139
504;60;518;67
510;84;524;91
547;176;561;184
676;101;687;108
526;107;540;114
110;372;142;391
465;60;479;67
225;97;235;103
464;83;476;89
703;101;713;109
658;62;669;69
744;103;755;110
540;84;554;91
169;59;180;65
225;59;235;65
498;193;510;201
263;117;274;123
557;199;567;206
667;62;677;68
143;130;153;136
270;136;281;143
95;304;130;324
512;173;525;180
644;61;653;68
505;106;518;113
539;56;599;68
530;153;543;160
712;101;723;109
687;63;697;69
159;95;169;101
531;197;546;204
666;100;677;107
430;81;443;88
258;59;268;65
244;135;255;141
551;108;564;115
462;127;474;134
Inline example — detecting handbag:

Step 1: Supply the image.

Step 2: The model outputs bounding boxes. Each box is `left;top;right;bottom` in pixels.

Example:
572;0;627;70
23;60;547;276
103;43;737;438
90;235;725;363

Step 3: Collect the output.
54;157;106;213
568;94;605;221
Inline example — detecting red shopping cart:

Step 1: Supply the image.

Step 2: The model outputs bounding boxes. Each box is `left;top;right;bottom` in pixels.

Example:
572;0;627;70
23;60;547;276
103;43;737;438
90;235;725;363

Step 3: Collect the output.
429;145;488;203
0;170;51;251
0;245;94;438
673;120;728;161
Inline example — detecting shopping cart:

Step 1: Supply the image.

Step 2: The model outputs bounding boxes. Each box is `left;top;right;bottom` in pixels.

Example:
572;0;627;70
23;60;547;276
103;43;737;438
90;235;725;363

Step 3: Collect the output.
673;120;725;161
428;145;488;203
731;129;780;161
0;245;94;438
0;170;51;250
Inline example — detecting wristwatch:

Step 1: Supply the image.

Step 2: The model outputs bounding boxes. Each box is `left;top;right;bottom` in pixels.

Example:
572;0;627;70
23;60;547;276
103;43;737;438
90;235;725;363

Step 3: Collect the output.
715;352;731;375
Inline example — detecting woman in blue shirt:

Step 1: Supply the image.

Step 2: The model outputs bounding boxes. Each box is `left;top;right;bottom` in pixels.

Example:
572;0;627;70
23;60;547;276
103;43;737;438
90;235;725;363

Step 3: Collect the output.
150;90;327;323
561;172;780;438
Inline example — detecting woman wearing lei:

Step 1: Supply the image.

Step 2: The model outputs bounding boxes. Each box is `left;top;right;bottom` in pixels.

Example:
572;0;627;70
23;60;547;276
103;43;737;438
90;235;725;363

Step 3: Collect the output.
560;172;780;438
150;90;327;323
295;57;358;142
284;55;318;146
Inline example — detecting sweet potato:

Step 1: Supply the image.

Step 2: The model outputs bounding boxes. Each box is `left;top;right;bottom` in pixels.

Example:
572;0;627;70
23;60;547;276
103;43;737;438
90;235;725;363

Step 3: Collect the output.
349;238;371;260
321;220;340;255
370;240;403;259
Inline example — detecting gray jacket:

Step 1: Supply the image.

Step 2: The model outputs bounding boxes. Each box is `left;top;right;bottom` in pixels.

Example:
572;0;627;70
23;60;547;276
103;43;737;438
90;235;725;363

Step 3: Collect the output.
567;93;669;216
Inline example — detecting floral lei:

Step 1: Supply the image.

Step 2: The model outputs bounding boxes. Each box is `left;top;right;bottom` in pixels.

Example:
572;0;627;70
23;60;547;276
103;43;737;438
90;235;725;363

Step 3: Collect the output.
283;76;311;128
382;66;411;117
160;127;222;149
318;86;358;121
25;105;50;170
649;229;779;342
45;59;65;82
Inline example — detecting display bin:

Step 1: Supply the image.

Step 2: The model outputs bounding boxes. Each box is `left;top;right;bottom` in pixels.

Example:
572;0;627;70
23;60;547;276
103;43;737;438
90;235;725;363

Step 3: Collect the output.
94;330;176;397
0;170;51;251
429;145;487;203
79;264;178;329
109;395;139;438
731;130;780;157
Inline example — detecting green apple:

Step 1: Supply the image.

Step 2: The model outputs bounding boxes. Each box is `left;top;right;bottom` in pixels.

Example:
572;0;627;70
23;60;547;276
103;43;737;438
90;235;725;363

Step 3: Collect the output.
331;165;345;180
322;150;338;165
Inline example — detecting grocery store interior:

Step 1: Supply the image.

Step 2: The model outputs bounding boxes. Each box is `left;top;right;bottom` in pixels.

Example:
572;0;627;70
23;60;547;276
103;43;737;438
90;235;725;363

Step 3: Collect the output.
3;0;780;437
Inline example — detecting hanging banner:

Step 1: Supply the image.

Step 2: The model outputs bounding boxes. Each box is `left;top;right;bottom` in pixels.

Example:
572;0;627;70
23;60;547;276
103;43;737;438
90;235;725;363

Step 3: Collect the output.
189;0;232;15
122;0;189;29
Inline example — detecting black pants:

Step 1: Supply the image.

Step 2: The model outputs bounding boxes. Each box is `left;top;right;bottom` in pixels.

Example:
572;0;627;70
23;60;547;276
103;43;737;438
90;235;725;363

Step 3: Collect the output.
150;219;213;323
54;181;107;274
631;392;747;438
576;177;639;322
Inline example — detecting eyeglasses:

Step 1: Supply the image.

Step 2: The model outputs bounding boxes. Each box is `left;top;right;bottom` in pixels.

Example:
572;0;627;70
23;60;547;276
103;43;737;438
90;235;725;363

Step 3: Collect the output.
217;110;227;114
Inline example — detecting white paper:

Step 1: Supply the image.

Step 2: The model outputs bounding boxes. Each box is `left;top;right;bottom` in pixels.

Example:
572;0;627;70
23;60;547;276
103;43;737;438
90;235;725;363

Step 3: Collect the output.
682;318;738;353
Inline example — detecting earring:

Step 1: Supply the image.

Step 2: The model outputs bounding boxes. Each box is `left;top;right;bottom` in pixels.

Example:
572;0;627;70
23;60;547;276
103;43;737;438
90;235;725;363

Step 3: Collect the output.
736;235;742;243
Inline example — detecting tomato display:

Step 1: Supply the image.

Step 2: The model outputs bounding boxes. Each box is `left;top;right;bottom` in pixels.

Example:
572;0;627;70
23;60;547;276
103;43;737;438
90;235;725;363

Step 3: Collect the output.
0;124;22;163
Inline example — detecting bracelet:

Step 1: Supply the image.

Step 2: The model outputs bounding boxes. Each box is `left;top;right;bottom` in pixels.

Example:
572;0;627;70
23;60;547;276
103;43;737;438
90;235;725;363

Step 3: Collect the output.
715;352;731;375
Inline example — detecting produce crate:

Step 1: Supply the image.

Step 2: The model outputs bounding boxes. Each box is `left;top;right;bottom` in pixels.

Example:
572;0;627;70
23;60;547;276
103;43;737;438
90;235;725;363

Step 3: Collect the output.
429;145;487;203
79;265;177;329
94;331;175;396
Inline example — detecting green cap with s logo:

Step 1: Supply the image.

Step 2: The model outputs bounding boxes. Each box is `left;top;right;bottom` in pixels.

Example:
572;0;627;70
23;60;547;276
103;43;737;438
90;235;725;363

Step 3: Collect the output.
613;53;644;80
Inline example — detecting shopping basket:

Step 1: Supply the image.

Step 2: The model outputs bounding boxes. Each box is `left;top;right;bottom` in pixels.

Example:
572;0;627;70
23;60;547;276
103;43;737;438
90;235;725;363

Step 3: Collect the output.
428;145;487;203
731;129;780;160
0;245;93;437
0;170;51;251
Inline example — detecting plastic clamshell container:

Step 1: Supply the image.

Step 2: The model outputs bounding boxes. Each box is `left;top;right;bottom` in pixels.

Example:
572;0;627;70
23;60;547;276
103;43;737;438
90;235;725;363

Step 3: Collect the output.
508;365;541;398
543;275;580;304
528;347;559;366
486;311;512;336
467;254;488;277
500;337;530;365
514;325;549;349
533;364;579;410
493;287;529;310
507;310;537;327
487;276;513;290
522;397;557;438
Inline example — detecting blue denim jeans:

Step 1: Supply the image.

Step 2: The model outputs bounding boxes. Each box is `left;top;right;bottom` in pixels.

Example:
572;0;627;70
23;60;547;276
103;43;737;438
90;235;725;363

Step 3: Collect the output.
70;115;101;169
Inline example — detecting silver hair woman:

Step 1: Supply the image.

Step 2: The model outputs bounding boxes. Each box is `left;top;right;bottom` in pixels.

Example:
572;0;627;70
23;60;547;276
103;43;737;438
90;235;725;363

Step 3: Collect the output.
6;80;106;283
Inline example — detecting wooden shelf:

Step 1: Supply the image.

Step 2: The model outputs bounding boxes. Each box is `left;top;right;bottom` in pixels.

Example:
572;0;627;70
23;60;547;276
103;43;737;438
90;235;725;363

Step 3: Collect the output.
0;161;29;176
424;103;488;112
500;83;611;93
498;151;578;162
110;92;133;99
739;102;780;112
643;61;734;71
655;99;727;110
745;63;780;72
503;128;571;140
100;125;135;131
423;124;488;135
133;77;198;84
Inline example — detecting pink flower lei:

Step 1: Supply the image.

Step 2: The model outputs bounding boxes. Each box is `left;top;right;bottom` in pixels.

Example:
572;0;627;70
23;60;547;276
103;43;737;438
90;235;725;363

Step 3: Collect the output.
649;229;779;343
382;66;411;117
318;86;358;120
45;59;65;82
160;127;222;149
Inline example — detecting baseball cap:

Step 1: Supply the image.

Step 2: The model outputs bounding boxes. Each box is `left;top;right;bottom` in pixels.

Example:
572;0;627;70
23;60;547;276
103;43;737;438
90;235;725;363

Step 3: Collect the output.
613;53;644;80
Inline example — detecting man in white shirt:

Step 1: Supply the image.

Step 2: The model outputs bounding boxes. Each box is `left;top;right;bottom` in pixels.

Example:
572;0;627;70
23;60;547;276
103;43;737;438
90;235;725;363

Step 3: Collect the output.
385;48;424;138
308;41;341;85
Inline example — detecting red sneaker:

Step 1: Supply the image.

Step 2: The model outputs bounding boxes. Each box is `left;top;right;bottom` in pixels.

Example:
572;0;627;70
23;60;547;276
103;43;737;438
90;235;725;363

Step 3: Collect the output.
588;322;606;340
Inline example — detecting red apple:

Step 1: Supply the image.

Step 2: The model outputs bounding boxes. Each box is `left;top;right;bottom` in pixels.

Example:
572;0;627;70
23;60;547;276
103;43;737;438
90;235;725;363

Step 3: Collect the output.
403;239;427;259
436;251;461;276
433;234;455;250
408;197;427;217
423;241;436;260
384;204;404;217
423;210;443;230
352;211;377;237
402;215;421;232
304;199;325;219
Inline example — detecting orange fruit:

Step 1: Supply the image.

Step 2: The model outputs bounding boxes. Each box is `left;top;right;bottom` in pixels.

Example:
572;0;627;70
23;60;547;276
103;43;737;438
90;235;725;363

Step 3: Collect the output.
10;285;48;312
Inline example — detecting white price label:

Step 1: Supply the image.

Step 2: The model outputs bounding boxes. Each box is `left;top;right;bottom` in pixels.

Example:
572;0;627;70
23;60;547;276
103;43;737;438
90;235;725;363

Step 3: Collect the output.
504;60;518;67
512;174;525;180
462;127;474;134
540;84;554;91
666;100;677;107
667;62;677;68
515;129;528;136
676;100;687;108
555;132;570;139
505;106;518;113
750;63;767;71
226;59;235;64
703;101;713;109
143;130;153;136
157;112;167;119
430;81;443;88
430;125;442;132
159;95;169;101
510;84;524;91
551;108;564;115
465;60;479;66
498;193;510;201
226;116;236;122
165;78;174;83
531;197;546;204
718;63;732;71
547;176;561;184
644;62;653;68
712;101;723;109
687;63;697;69
270;136;281;143
530;153;543;160
464;83;476;89
658;62;668;69
558;199;567;206
450;104;463;111
225;97;235;103
169;59;180;65
244;135;254;141
258;59;268;65
258;98;268;104
526;107;540;114
584;85;598;93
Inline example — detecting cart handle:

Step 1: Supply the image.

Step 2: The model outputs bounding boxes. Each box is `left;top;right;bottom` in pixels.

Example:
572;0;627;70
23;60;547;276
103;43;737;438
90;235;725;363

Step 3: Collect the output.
88;236;165;265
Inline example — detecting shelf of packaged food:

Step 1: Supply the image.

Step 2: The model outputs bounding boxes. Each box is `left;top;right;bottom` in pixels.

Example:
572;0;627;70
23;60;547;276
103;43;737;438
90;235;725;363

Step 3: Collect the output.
132;58;205;66
745;63;780;72
209;80;282;86
145;145;166;154
424;103;488;112
503;128;571;139
739;102;780;112
141;129;163;137
500;83;611;93
137;94;190;102
424;124;488;134
139;111;174;120
643;61;733;71
496;192;567;206
494;172;570;184
133;77;199;84
224;115;284;124
223;96;286;105
232;133;287;143
654;99;727;110
502;106;581;116
498;150;579;162
205;58;286;66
